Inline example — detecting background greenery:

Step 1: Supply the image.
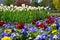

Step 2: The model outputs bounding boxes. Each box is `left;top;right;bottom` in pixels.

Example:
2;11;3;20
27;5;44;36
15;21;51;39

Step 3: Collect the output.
0;10;49;23
5;0;14;6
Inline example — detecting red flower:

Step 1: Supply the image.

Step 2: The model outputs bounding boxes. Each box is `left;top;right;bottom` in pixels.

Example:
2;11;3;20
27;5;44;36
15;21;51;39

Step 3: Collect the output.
39;23;45;28
46;19;51;24
17;22;24;29
46;16;51;19
32;18;38;24
50;19;54;23
14;22;19;25
0;21;6;26
46;19;54;24
36;22;45;28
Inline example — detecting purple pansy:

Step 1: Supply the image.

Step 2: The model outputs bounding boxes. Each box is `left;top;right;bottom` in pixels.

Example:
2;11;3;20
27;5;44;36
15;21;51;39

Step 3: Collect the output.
28;25;38;32
11;33;17;38
40;29;44;33
19;29;28;36
45;27;51;31
36;21;41;25
49;35;54;40
58;34;60;38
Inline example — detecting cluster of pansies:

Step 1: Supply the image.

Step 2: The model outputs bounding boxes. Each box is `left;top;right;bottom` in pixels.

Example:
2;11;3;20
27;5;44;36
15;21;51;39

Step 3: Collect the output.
0;16;60;40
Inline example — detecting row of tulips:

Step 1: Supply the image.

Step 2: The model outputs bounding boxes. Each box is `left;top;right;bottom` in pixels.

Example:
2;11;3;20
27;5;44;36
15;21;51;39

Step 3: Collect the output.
0;4;50;11
0;4;49;23
0;16;60;40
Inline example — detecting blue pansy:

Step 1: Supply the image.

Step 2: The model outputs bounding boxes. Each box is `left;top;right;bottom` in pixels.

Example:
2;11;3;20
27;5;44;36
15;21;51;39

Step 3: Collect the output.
36;21;41;25
40;29;44;33
9;26;16;29
55;22;60;29
49;35;54;40
7;22;12;25
46;27;51;31
0;33;4;38
11;33;17;38
19;29;28;36
58;34;60;38
41;33;48;39
4;33;11;37
24;23;28;29
28;25;37;32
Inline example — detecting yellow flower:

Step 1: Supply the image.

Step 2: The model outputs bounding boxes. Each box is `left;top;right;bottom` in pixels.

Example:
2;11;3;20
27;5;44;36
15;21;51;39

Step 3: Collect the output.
1;36;11;40
52;30;57;34
5;29;11;33
51;23;56;27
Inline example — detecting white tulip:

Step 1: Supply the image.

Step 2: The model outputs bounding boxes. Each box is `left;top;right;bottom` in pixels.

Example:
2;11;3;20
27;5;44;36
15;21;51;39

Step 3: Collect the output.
10;4;14;7
44;7;47;10
0;4;3;6
14;6;17;8
8;6;10;9
21;4;25;8
40;7;44;9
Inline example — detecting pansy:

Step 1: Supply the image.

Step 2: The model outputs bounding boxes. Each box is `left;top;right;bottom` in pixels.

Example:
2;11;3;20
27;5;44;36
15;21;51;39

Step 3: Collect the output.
53;35;58;39
11;33;17;38
40;29;44;33
28;25;38;32
51;23;56;27
23;23;28;30
0;32;10;38
35;21;41;28
51;30;57;34
14;22;19;25
49;35;54;40
39;23;46;28
46;19;51;24
1;36;11;40
58;34;60;38
55;22;60;29
0;33;5;38
45;27;51;31
41;33;48;38
0;21;6;26
32;18;38;24
46;16;54;19
4;29;11;33
46;19;54;24
17;22;24;29
57;17;60;22
19;29;28;36
46;16;51;19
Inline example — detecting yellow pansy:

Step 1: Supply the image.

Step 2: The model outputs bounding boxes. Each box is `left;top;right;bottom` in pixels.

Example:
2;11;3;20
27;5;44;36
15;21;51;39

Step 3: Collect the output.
5;29;11;33
51;23;56;27
52;30;57;34
1;36;11;40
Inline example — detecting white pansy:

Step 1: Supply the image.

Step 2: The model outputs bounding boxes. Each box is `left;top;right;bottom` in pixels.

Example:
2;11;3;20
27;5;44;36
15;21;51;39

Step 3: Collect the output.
53;35;58;39
29;37;32;39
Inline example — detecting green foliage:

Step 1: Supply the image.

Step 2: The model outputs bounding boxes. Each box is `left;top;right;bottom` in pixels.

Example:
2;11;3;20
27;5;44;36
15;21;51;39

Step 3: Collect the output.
5;0;14;6
0;10;49;23
51;3;57;10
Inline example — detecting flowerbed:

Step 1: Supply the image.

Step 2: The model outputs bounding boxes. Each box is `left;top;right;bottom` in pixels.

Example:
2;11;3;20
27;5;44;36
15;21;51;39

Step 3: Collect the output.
0;16;60;40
